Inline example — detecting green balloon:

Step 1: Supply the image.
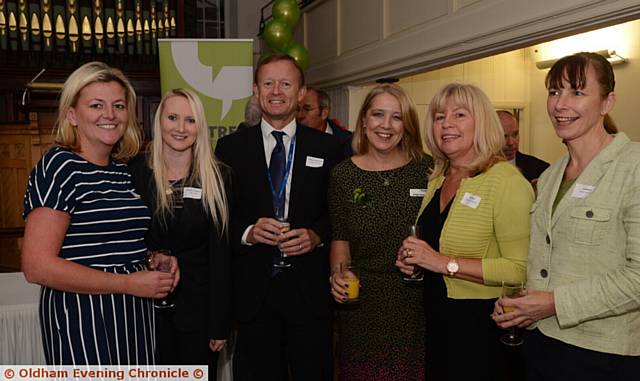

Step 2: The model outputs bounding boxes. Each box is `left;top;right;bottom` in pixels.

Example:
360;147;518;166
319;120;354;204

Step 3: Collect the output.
286;41;309;71
263;18;293;52
272;0;301;29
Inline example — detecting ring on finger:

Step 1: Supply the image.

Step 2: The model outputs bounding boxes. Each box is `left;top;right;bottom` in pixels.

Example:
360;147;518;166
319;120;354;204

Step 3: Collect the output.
407;249;413;258
299;244;303;250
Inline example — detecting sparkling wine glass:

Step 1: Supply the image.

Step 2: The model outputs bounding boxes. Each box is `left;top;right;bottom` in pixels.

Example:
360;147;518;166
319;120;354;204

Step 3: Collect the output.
151;249;175;309
402;225;424;282
274;216;292;269
499;281;525;346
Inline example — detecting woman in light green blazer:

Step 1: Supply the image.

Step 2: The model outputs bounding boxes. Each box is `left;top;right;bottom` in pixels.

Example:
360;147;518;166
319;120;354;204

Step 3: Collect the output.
493;52;640;380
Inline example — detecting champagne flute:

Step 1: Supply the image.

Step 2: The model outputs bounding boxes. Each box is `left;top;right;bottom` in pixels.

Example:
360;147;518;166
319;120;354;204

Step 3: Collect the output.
151;249;175;309
341;262;360;303
273;216;292;269
499;281;525;346
402;225;424;282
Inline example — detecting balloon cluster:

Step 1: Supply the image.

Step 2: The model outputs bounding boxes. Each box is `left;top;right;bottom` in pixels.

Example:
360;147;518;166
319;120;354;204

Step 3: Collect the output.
262;0;309;70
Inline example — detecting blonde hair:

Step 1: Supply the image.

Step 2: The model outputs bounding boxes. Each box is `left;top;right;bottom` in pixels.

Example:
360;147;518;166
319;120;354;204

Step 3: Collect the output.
352;84;424;161
54;61;141;161
148;88;229;234
424;83;505;178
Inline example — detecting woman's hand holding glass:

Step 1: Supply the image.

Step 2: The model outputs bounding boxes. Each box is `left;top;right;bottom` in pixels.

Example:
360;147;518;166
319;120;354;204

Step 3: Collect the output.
146;250;179;308
492;289;557;329
126;270;174;299
331;263;360;304
396;236;449;275
146;250;180;291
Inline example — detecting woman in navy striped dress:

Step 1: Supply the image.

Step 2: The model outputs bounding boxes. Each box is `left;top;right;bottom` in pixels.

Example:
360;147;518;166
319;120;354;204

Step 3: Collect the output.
21;62;178;365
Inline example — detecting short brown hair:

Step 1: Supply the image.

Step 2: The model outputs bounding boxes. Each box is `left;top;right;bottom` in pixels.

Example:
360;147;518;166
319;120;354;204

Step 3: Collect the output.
54;61;140;161
254;53;305;86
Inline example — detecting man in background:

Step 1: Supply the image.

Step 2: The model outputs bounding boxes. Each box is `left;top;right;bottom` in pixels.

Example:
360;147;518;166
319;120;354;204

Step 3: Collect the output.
297;87;353;159
498;110;549;184
236;96;262;132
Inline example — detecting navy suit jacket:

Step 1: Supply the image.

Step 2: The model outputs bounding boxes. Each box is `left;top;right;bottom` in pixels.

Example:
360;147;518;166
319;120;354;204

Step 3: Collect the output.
215;124;341;322
516;151;550;182
327;119;353;159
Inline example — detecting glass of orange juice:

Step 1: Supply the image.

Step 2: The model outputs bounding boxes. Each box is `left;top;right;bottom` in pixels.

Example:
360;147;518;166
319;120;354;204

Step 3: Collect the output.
341;262;360;303
499;281;525;346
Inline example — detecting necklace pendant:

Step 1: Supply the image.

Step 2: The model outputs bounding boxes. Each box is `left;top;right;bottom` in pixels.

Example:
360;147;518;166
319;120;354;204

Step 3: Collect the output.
165;188;173;195
383;178;390;186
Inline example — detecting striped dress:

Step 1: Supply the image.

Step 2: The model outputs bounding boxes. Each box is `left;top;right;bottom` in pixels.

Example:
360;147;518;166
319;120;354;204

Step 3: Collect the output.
23;147;154;365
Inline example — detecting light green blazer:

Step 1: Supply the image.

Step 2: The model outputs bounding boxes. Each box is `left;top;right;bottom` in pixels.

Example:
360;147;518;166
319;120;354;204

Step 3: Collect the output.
528;132;640;356
417;161;534;299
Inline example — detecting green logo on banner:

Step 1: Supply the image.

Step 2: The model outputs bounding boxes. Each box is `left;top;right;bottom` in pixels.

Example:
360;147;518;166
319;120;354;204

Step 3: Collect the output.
158;39;254;144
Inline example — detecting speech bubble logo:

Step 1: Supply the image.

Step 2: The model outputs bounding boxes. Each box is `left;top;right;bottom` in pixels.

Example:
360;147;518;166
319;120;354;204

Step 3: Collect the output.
171;41;253;119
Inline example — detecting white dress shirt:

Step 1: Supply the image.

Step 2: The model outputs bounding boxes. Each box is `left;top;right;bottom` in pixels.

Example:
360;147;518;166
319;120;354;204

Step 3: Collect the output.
241;118;297;245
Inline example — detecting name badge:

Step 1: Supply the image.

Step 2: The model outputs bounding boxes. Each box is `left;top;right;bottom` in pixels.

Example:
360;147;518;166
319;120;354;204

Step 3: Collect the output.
183;187;202;199
410;188;427;197
306;156;324;168
571;183;595;199
461;192;481;209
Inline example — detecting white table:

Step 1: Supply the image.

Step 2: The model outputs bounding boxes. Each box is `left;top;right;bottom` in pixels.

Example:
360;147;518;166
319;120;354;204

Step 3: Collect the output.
0;272;45;364
0;272;233;379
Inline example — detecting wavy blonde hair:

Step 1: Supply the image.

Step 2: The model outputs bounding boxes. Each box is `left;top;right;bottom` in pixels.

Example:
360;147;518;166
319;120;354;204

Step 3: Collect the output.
148;88;229;234
424;83;505;178
351;84;424;161
54;61;141;161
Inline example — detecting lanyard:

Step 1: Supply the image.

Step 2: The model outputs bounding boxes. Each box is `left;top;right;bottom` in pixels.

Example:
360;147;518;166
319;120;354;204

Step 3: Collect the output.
267;135;296;217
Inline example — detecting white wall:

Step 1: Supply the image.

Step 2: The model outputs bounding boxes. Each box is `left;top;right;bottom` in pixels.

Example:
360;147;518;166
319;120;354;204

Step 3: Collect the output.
302;0;640;88
346;18;640;164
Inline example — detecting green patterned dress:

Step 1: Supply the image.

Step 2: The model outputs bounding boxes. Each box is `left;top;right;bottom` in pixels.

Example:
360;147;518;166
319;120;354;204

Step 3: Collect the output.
328;156;433;381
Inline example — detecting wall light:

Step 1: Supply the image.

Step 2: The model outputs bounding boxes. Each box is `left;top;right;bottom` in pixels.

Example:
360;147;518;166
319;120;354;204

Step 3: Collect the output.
535;49;628;70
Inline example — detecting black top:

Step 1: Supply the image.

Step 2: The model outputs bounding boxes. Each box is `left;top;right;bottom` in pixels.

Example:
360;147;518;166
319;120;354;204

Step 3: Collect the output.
129;155;232;340
417;188;453;300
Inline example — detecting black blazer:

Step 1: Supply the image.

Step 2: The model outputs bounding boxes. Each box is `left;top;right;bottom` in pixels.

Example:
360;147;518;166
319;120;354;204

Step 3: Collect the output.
328;119;353;159
129;156;232;340
215;124;341;322
515;151;550;182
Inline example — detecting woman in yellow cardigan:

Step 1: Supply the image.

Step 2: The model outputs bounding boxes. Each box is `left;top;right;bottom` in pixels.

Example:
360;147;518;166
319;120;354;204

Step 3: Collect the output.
396;83;534;381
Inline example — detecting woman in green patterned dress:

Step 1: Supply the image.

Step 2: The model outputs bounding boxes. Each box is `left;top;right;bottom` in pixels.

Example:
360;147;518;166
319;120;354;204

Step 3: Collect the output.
328;84;432;380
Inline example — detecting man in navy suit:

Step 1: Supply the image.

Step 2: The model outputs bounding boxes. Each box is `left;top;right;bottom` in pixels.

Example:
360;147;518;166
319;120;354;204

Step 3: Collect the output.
215;54;340;381
498;110;549;185
297;87;353;159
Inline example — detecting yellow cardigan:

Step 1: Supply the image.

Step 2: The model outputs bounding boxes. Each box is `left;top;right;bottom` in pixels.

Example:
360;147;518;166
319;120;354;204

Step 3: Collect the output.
417;161;534;299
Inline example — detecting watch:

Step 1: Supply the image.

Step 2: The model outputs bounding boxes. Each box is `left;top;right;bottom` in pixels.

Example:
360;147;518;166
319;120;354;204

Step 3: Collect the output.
446;257;459;277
